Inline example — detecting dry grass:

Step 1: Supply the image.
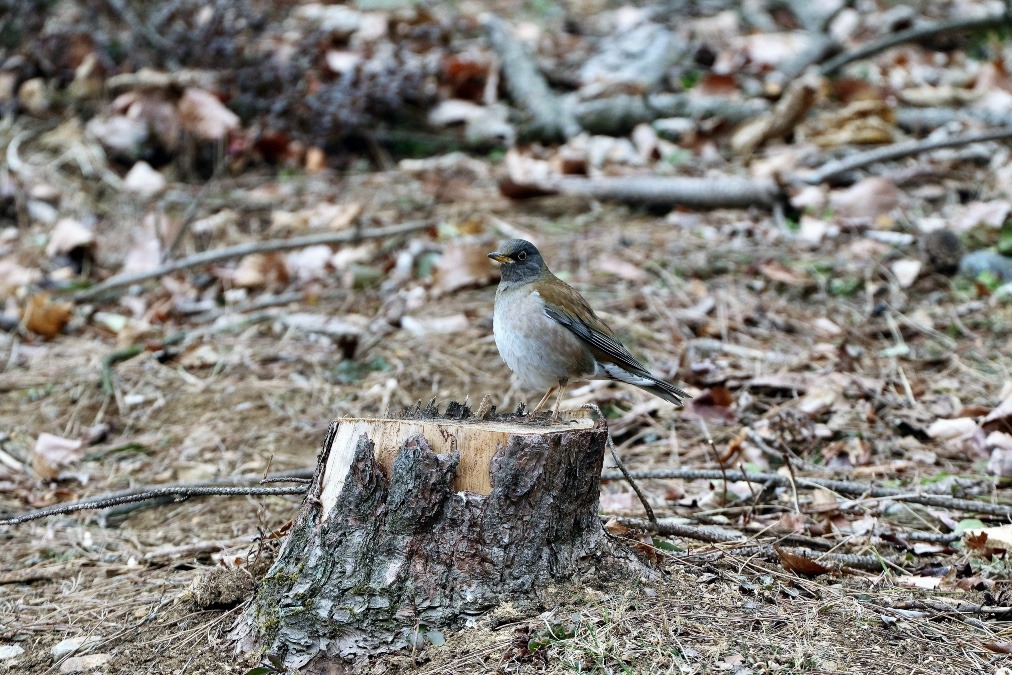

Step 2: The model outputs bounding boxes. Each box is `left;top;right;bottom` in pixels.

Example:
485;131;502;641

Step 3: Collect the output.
2;145;1011;673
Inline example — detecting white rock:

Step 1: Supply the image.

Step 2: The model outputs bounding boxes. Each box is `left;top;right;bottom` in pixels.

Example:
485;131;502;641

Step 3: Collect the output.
52;636;103;662
59;653;111;673
0;645;24;661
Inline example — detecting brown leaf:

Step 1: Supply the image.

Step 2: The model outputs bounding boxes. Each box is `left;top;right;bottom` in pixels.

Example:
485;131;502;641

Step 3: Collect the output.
982;394;1012;434
774;545;831;576
595;254;648;283
432;240;500;296
758;261;806;285
687;386;736;423
46;218;95;258
23;293;73;339
32;433;84;480
177;88;240;141
983;642;1012;655
829;177;901;220
603;518;631;536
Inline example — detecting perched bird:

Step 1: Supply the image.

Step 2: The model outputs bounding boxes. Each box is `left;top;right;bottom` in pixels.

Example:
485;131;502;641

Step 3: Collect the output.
488;239;690;418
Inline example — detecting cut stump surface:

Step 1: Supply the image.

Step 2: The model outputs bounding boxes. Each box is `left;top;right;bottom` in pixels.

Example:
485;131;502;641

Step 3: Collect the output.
236;403;648;669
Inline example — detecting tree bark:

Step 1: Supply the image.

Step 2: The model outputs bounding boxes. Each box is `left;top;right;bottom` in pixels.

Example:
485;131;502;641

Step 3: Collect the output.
235;403;644;670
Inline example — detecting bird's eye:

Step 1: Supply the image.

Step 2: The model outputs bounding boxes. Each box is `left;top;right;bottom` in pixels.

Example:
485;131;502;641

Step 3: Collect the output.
517;251;527;261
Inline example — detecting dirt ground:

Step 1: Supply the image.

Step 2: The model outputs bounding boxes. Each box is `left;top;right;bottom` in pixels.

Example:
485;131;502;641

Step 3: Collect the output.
2;159;1011;673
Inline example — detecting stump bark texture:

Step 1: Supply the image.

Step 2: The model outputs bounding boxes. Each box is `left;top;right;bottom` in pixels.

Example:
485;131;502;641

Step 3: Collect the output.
237;403;636;669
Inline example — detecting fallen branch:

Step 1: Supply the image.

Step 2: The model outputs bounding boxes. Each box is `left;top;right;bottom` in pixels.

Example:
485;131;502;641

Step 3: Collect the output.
570;93;769;136
601;468;1012;518
539;175;781;209
896;106;1012;132
72;219;433;302
615;516;903;571
820;12;1012;77
800;126;1012;184
891;599;1012;617
484;15;577;140
0;476;310;526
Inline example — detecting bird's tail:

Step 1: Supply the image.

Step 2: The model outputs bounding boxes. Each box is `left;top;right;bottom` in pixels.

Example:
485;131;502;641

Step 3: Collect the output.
598;362;690;406
634;377;690;407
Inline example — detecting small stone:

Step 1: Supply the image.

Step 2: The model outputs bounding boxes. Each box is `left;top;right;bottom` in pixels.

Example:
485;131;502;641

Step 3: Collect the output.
59;653;111;673
959;250;1012;282
0;645;24;661
52;636;103;662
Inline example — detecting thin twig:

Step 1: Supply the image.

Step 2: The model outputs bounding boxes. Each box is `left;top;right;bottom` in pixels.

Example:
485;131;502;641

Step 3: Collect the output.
697;417;728;500
600;468;1012;518
776;443;802;515
163;160;227;261
820;12;1012;76
72;219;434;301
607;435;657;526
613;517;905;571
0;481;308;526
100;345;143;395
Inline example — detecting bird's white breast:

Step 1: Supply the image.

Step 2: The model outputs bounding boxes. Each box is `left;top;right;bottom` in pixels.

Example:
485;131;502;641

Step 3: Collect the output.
493;286;591;391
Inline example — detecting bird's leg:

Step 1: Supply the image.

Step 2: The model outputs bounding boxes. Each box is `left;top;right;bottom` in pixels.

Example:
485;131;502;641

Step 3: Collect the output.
531;387;557;414
551;382;568;421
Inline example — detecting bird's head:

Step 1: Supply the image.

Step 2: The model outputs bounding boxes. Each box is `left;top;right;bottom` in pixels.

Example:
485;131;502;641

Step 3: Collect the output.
488;239;547;285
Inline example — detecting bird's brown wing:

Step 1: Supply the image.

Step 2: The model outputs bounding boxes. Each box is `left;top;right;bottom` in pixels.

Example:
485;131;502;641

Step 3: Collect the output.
536;276;652;376
538;275;690;405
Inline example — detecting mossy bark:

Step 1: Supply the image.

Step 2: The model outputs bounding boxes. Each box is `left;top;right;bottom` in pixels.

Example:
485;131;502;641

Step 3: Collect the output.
235;404;642;670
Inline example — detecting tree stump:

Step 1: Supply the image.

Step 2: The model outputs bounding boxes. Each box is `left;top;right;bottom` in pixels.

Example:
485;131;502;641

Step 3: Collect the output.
235;401;646;670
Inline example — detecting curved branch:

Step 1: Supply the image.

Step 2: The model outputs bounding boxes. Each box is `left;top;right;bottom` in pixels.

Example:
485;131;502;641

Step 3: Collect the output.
800;126;1012;184
821;12;1012;76
601;468;1012;518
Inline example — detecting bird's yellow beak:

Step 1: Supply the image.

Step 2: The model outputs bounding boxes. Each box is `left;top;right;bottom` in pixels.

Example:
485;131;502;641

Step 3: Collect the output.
487;252;510;264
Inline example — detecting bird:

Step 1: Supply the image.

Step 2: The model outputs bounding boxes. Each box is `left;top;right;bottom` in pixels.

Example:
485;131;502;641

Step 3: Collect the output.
488;239;690;419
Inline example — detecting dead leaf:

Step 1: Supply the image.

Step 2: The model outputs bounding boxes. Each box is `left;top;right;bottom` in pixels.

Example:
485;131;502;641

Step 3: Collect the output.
897;575;942;590
926;417;978;441
432;240;499;295
890;259;922;288
0;257;42;299
964;525;1012;550
177;88;240;141
46;218;95;258
758;261;807;285
596;254;648;283
23;294;73;339
829;177;901;220
232;254;287;288
954;200;1011;232
687;387;736;423
775;546;831;576
123;161;166;197
982;394;1012;433
33;433;84;480
401;314;469;337
982;642;1012;654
